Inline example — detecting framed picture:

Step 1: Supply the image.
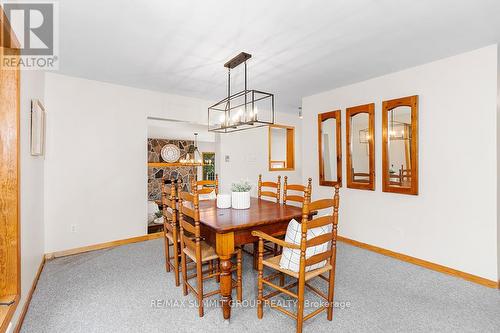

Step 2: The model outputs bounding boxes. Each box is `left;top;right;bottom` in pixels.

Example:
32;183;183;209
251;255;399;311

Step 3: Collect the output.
31;99;46;156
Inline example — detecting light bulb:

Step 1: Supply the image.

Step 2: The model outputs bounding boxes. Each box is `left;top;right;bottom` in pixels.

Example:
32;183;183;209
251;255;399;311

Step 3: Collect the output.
219;114;226;124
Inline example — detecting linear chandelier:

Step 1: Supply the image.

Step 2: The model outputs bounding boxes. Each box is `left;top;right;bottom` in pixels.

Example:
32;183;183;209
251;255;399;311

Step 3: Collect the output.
208;52;274;133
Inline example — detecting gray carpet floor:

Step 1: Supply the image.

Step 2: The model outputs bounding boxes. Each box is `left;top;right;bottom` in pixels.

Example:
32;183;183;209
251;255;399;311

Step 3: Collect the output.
21;239;500;333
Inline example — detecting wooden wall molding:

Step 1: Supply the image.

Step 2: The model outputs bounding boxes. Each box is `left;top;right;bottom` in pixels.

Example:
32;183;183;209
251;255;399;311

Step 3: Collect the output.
0;5;21;331
337;236;499;289
13;257;45;333
45;232;163;260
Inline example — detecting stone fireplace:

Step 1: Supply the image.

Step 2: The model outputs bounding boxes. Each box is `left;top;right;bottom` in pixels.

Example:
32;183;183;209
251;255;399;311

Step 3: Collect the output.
147;138;197;201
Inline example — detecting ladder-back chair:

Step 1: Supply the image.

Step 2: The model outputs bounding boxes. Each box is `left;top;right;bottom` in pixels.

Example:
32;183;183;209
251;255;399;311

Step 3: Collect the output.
162;178;181;285
252;185;340;333
247;174;282;268
179;182;242;317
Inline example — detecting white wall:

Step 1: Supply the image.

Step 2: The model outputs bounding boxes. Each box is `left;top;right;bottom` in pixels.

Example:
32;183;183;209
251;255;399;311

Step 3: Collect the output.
497;45;500;283
302;45;499;281
10;70;46;327
43;73;212;253
218;111;303;196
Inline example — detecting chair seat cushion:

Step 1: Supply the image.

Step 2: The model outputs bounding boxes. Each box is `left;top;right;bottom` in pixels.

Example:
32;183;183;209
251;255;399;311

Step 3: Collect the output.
279;219;332;272
183;241;218;262
265;255;332;280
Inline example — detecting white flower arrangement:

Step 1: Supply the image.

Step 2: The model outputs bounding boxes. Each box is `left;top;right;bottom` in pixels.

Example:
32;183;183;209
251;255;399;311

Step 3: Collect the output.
231;180;252;192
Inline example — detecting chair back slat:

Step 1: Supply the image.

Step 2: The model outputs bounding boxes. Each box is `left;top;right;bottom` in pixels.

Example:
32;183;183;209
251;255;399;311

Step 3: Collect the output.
285;195;304;203
305;251;331;267
182;234;197;250
181;205;195;219
307;232;333;248
286;184;305;191
260;191;279;199
164;220;174;233
258;174;281;203
195;174;219;195
261;181;278;188
306;215;332;229
308;199;335;212
180;219;196;235
197;188;214;195
283;177;312;205
180;192;194;202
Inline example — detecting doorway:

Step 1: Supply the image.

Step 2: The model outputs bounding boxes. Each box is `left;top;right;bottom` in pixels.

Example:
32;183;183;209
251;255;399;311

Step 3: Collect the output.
146;118;216;234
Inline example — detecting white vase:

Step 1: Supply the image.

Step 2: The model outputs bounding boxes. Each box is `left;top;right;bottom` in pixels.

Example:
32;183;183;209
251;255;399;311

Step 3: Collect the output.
231;191;250;210
216;194;231;209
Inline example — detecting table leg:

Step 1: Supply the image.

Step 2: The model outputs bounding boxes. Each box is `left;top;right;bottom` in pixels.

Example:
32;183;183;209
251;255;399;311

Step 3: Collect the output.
216;232;235;320
219;255;233;319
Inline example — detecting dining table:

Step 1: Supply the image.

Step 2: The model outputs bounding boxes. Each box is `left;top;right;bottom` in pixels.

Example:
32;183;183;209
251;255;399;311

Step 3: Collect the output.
197;197;304;320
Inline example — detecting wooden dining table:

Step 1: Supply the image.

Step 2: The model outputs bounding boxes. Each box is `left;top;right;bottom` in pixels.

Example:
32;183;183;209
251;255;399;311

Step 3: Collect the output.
197;197;304;320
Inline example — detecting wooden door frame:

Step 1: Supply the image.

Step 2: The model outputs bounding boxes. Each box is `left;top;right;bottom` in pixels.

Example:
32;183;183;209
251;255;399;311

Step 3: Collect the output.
0;5;21;332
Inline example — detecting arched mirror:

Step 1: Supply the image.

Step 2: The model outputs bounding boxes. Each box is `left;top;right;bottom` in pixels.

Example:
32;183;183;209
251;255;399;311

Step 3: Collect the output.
382;95;418;195
318;110;342;187
346;103;375;190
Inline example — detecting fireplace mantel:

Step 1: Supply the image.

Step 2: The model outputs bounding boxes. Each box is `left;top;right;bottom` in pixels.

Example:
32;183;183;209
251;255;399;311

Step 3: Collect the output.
148;162;202;167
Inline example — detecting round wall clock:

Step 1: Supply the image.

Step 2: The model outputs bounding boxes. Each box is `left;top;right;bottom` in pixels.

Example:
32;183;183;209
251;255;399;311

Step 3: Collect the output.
161;144;181;163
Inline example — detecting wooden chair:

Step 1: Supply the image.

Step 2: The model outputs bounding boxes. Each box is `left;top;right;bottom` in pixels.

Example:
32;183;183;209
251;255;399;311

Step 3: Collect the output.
400;165;412;186
351;168;370;183
252;185;340;333
162;179;182;286
283;177;312;206
179;182;242;317
258;174;281;202
195;174;219;195
246;174;282;268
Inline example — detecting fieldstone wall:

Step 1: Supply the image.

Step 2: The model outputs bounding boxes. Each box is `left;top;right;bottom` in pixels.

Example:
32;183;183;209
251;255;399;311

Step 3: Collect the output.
148;138;196;201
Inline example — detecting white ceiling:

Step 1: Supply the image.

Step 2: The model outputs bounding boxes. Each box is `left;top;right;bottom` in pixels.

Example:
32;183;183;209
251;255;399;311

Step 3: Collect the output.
57;0;500;113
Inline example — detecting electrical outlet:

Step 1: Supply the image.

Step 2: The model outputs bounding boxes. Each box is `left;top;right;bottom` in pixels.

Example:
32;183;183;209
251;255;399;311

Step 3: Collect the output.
70;224;77;233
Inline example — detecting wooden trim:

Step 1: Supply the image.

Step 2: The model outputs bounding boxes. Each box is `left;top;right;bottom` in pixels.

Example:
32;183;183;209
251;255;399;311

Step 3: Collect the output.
45;232;163;260
1;8;21;329
13;257;45;333
268;124;295;171
148;162;201;167
346;103;375;190
318;110;342;187
337;236;499;289
382;95;419;195
0;7;21;49
0;295;19;333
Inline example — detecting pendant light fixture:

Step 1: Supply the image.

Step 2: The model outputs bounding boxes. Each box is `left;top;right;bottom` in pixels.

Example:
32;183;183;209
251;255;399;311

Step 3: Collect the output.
180;133;203;164
208;52;275;133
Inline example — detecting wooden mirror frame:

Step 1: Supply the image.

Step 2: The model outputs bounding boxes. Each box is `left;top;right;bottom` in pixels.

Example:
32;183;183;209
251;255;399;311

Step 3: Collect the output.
268;124;295;171
382;95;418;195
346;103;375;190
318;110;342;187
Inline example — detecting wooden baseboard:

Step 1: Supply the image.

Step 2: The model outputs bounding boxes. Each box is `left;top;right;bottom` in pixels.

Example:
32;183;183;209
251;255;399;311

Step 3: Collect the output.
337;236;499;289
45;232;163;260
13;256;45;333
